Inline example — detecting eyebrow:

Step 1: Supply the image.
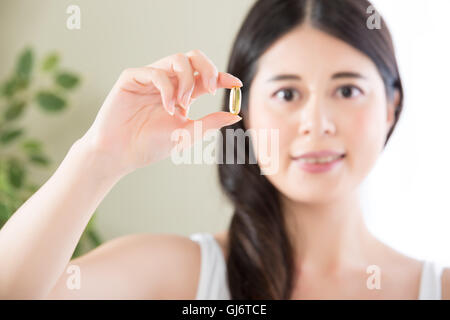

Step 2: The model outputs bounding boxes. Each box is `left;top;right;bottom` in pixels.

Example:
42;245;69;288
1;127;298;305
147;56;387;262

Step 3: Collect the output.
266;72;366;82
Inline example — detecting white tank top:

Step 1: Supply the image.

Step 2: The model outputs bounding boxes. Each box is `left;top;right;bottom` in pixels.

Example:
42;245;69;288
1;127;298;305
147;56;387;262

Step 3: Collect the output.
189;232;445;300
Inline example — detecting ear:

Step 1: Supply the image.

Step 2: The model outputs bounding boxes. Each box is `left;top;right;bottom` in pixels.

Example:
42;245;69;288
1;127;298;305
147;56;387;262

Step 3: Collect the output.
387;89;401;133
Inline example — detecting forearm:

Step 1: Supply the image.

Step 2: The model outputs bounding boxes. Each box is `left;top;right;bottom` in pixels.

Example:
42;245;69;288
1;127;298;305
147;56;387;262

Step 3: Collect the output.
0;137;123;299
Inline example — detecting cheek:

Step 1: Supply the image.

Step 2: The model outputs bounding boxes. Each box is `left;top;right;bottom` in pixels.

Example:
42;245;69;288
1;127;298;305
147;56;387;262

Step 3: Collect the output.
248;105;294;174
357;104;386;144
353;110;377;142
345;104;386;172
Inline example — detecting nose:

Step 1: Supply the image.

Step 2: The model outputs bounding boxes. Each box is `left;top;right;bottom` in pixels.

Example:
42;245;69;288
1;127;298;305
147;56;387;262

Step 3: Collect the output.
298;94;336;138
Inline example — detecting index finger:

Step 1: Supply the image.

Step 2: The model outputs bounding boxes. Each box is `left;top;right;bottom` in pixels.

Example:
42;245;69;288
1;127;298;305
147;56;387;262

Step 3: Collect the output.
190;71;243;100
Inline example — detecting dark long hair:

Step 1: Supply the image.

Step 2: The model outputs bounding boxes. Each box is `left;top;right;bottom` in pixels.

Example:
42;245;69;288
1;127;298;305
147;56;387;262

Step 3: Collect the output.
217;0;404;299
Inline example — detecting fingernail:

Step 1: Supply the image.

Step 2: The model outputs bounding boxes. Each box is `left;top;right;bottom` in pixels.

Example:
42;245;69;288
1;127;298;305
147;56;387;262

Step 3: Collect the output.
227;116;242;125
182;93;189;108
186;106;190;118
183;88;193;108
168;98;175;115
230;74;243;87
209;77;217;94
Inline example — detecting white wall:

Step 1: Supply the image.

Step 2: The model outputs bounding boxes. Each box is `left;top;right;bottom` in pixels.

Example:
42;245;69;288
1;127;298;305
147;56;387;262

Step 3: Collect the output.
363;0;450;265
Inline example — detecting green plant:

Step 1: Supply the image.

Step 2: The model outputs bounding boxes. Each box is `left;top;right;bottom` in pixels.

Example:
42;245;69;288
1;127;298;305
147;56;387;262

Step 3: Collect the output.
0;47;102;259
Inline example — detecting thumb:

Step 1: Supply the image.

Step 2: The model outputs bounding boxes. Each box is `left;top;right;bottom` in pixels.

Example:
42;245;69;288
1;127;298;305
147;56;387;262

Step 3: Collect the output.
199;111;242;132
184;111;242;138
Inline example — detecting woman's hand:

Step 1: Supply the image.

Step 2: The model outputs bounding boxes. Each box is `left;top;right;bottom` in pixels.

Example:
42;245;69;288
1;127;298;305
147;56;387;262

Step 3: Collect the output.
80;49;243;177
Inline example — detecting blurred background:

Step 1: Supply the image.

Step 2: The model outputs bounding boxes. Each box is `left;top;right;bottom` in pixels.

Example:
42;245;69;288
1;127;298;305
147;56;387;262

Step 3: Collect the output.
0;0;449;264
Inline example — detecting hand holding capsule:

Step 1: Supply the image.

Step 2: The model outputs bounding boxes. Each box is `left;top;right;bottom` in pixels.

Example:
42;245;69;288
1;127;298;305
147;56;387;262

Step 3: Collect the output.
80;49;243;178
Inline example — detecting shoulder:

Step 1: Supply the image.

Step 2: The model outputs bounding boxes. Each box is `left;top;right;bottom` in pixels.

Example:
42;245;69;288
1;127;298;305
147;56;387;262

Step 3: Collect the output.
73;232;202;299
441;267;450;299
213;230;229;259
99;232;201;265
140;233;202;299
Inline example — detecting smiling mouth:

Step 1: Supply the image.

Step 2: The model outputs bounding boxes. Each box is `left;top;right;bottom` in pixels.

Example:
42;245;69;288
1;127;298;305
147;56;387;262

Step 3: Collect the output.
295;153;346;164
292;153;346;173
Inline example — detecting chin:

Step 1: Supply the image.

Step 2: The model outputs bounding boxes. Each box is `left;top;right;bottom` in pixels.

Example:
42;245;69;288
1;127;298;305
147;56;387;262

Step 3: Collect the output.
280;176;348;203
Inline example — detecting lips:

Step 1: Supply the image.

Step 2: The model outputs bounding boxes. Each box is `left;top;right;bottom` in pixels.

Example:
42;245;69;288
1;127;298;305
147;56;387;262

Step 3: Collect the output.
292;150;346;160
292;150;346;173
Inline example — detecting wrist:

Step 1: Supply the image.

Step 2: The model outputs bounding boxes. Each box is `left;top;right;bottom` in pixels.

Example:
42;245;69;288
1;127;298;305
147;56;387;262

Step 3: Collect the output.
68;136;128;184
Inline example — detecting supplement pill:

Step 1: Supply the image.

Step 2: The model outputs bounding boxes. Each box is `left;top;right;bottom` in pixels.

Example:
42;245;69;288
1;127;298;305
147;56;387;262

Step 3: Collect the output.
229;86;241;115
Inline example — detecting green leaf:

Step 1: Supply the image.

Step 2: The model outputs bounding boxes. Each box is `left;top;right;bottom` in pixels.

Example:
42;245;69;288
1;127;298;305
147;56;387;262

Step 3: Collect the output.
22;139;43;155
4;100;26;121
35;91;66;112
87;228;102;247
42;52;59;72
0;128;24;145
55;72;80;89
0;202;12;222
1;48;33;98
16;48;33;81
1;77;20;97
7;158;25;189
24;183;39;193
86;213;96;229
1;75;29;98
72;241;83;259
85;213;102;247
16;76;29;90
0;162;11;192
29;154;50;166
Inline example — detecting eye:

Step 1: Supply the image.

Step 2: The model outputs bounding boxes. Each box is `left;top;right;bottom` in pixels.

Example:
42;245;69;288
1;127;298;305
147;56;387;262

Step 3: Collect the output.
272;88;299;103
336;85;363;99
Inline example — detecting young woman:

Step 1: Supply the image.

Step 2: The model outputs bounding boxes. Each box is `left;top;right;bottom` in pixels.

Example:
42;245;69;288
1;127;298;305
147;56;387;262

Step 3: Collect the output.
1;0;448;299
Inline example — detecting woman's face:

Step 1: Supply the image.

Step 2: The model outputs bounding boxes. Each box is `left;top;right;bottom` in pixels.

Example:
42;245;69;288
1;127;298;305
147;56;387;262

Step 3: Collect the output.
246;24;398;204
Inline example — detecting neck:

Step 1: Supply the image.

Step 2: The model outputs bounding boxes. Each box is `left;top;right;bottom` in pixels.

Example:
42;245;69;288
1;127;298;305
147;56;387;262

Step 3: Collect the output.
282;188;378;276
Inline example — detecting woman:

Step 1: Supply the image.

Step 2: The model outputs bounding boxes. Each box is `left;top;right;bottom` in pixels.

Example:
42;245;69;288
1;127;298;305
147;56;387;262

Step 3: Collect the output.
0;0;447;299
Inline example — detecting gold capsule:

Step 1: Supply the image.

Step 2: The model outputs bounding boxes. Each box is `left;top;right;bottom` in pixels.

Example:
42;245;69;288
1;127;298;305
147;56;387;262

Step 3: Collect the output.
229;86;241;115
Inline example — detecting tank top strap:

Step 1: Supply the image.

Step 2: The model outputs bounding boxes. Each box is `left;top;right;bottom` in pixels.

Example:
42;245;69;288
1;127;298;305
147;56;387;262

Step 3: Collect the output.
418;260;444;300
189;232;231;299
